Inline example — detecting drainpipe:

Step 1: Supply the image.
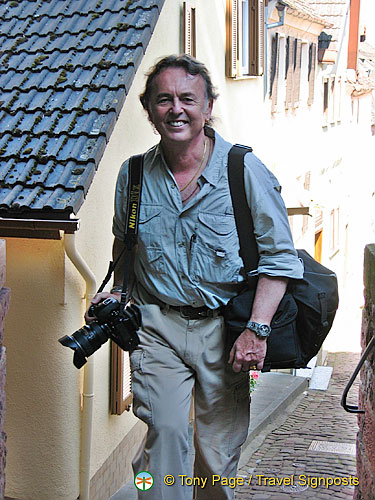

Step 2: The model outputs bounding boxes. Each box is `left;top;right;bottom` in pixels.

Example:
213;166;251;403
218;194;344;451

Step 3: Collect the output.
64;233;97;500
264;1;286;98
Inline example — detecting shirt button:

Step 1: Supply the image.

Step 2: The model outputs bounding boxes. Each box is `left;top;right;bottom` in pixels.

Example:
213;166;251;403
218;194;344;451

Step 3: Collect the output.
171;184;176;189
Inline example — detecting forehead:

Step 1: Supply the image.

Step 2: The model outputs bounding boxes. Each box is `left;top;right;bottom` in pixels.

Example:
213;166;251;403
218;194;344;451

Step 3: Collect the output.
150;67;206;97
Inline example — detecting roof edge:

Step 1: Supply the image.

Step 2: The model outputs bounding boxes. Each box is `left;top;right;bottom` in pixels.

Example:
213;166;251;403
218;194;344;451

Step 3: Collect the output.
0;217;80;239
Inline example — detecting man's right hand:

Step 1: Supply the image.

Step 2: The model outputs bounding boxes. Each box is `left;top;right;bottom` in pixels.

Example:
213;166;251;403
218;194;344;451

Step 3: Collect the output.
84;291;121;323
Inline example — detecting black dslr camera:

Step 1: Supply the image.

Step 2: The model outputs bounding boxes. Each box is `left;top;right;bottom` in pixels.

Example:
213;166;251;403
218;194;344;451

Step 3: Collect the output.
59;297;141;369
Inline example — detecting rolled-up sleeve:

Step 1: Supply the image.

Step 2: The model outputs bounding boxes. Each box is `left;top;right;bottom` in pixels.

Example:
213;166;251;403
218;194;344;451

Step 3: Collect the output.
112;159;129;241
243;153;304;280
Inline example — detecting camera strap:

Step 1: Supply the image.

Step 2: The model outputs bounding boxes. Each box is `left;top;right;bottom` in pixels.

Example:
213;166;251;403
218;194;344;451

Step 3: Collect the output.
96;154;144;307
120;154;144;309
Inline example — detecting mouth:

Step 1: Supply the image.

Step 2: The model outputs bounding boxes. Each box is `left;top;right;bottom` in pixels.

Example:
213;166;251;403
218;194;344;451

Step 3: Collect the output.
167;120;188;128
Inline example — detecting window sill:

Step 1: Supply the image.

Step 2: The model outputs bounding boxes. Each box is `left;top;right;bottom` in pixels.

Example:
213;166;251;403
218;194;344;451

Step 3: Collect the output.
227;74;260;81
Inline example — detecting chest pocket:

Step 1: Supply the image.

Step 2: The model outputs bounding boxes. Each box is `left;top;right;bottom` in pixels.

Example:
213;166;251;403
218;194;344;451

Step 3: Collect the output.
194;212;241;284
137;205;165;274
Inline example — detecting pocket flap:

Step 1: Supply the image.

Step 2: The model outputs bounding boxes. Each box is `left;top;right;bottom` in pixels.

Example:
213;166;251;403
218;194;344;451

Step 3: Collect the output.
198;212;235;235
139;206;162;224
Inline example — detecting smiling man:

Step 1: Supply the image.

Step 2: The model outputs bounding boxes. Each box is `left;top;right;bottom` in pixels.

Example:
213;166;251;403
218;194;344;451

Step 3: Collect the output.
88;55;303;499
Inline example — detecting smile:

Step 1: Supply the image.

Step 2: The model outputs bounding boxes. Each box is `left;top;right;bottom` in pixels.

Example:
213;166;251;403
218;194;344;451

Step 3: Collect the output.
168;121;187;127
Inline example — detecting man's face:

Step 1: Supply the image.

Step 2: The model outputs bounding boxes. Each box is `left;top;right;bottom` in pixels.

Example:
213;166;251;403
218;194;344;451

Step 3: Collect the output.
147;67;213;145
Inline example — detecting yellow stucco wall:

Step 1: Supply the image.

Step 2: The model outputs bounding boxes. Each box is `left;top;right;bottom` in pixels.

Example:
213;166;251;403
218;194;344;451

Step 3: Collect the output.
4;238;81;499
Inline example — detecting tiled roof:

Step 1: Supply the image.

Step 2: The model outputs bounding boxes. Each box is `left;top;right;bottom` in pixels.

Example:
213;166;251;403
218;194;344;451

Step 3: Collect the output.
283;0;329;27
309;0;348;52
0;0;165;220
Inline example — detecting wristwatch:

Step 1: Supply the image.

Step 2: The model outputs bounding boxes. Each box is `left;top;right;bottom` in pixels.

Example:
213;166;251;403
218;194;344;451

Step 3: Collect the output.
246;320;271;338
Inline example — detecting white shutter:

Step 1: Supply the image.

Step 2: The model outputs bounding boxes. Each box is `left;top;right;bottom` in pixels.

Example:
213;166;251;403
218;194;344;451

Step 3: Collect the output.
249;0;264;76
183;1;196;57
226;0;238;77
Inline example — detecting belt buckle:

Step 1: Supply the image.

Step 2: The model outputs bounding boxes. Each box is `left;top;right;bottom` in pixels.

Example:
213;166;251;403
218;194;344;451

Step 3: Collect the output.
197;309;208;318
180;306;207;320
179;306;191;319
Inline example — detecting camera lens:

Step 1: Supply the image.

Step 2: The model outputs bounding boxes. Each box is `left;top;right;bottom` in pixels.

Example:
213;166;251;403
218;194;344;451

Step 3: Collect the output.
59;322;108;369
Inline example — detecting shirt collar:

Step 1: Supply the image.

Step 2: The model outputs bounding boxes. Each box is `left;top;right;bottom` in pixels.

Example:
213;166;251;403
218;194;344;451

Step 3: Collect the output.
150;129;232;185
201;128;232;187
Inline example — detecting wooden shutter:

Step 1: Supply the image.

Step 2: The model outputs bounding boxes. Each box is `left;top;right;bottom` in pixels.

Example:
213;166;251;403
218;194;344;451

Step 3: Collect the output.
308;43;316;106
285;36;294;109
249;0;264;76
183;1;196;57
292;39;302;108
226;0;238;77
111;343;132;415
270;32;279;113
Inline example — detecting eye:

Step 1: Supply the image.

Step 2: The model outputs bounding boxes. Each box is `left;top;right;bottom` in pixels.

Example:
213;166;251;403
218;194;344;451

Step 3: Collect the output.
157;96;171;105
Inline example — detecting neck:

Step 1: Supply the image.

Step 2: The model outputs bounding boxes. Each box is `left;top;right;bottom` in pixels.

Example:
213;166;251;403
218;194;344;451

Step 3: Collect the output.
161;133;207;173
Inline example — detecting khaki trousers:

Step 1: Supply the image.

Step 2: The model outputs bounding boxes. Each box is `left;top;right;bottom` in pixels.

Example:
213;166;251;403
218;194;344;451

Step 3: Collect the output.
130;303;250;500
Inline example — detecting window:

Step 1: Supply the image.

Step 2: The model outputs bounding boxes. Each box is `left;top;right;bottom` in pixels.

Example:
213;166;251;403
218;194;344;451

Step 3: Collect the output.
183;1;196;57
299;41;310;104
323;75;341;125
308;43;317;106
330;208;340;254
271;36;315;112
226;0;264;77
269;33;286;113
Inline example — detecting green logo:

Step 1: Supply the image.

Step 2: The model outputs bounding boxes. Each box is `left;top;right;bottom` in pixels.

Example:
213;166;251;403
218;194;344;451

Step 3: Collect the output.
135;471;154;491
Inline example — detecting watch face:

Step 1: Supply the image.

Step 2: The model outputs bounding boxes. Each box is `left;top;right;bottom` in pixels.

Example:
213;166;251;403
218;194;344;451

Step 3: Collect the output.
259;324;271;336
247;321;271;337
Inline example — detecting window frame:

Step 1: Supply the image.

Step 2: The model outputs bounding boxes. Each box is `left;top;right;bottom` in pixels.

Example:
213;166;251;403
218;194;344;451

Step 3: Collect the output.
226;0;264;78
110;342;132;415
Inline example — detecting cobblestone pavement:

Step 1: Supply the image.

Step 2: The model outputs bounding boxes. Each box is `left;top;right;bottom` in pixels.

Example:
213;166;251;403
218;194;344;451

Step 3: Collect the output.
235;352;360;500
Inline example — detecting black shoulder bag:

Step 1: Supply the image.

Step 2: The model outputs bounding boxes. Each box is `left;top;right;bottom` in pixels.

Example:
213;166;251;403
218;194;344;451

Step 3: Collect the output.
224;145;339;372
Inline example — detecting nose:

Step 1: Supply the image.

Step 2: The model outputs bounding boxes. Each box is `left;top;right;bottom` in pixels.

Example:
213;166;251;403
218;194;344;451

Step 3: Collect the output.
171;97;183;114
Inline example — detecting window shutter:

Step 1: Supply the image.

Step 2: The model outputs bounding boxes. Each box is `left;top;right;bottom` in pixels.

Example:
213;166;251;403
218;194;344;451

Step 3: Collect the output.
226;0;238;77
308;43;316;106
270;32;279;113
249;0;264;76
292;39;302;108
183;1;196;57
285;36;294;109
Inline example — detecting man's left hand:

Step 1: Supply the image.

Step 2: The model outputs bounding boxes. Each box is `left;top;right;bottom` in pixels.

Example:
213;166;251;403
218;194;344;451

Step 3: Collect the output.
228;328;267;372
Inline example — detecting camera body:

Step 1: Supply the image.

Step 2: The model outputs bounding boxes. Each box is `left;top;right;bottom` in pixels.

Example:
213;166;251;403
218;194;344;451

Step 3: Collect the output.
59;297;141;369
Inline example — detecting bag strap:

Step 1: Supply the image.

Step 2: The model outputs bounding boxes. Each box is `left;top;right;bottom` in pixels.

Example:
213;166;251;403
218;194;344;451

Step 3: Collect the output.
96;154;144;308
227;144;259;285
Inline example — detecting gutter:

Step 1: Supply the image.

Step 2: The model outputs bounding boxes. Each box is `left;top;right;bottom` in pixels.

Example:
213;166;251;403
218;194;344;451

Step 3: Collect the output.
0;217;79;239
64;233;97;500
266;2;286;30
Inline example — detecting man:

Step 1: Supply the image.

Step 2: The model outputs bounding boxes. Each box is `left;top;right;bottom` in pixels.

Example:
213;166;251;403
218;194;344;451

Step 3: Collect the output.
88;55;303;499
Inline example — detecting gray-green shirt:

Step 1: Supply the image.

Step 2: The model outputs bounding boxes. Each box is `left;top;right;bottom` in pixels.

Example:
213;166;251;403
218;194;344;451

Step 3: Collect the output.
113;130;303;309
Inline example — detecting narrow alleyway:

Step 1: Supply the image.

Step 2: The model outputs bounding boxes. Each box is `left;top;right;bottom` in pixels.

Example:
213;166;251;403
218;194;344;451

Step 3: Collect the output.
235;352;360;500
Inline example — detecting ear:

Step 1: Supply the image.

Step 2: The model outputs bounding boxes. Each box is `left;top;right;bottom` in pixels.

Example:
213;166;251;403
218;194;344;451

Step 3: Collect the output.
204;99;213;121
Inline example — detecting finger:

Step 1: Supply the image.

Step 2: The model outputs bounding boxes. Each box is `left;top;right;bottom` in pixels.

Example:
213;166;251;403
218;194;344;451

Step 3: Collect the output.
257;359;264;370
232;360;242;373
228;345;235;364
84;313;95;323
